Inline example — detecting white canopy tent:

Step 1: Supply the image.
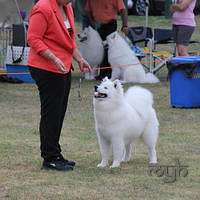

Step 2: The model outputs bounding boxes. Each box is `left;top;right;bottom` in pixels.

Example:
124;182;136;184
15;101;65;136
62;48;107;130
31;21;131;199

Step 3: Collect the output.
0;0;34;26
0;0;35;68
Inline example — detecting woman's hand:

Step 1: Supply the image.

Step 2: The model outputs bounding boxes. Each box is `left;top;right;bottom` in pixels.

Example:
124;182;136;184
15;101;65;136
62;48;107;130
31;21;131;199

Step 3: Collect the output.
121;26;129;35
54;58;67;72
78;58;92;73
72;48;91;73
170;0;193;13
40;49;67;72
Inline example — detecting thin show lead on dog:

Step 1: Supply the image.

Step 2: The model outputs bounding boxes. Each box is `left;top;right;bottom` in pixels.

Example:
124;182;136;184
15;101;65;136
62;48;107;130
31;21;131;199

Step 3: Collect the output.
93;78;159;168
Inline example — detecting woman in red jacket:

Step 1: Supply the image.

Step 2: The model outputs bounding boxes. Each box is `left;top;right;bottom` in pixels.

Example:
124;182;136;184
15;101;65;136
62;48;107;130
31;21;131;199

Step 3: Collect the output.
27;0;91;171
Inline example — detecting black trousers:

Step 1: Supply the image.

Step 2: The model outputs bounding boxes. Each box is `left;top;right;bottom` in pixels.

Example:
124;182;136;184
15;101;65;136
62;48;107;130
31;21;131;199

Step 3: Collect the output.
29;67;71;161
97;19;117;78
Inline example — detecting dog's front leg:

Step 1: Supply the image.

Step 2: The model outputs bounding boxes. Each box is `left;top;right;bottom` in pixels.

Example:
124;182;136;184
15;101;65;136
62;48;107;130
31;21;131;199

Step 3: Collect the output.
110;139;125;168
97;134;111;167
122;144;132;162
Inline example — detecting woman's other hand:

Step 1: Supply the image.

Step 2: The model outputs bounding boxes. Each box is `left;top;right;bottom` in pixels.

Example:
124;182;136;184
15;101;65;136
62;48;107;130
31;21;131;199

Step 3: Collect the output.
78;58;92;73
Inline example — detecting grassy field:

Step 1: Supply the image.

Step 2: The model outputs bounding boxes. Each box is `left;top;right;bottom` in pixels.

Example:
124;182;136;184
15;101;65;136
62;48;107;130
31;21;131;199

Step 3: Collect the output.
0;16;200;200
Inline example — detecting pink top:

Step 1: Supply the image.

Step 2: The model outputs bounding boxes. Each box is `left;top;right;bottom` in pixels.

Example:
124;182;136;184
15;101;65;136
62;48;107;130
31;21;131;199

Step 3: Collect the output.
173;0;196;27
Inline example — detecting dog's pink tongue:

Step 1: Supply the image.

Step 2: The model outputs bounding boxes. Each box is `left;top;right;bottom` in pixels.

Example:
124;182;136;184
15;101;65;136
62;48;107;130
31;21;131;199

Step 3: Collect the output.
94;92;99;97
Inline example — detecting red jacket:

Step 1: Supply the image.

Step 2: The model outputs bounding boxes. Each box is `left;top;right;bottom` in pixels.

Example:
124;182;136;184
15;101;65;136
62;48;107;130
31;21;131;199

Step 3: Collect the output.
27;0;76;74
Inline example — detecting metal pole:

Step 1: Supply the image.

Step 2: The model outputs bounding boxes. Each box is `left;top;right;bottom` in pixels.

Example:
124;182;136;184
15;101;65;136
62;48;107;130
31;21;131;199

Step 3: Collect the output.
145;0;149;27
165;0;172;18
145;6;149;27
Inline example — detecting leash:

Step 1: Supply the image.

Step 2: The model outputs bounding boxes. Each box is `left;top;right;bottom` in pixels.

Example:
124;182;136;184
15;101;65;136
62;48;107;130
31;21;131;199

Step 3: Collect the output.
78;72;83;101
1;53;200;76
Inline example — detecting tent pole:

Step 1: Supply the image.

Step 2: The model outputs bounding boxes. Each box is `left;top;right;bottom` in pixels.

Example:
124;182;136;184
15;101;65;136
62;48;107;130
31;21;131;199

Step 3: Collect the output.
14;0;23;23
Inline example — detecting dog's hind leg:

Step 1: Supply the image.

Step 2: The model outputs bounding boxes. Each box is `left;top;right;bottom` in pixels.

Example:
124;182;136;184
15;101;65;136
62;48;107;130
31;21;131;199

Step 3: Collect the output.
145;143;157;164
142;109;159;164
142;124;158;164
111;68;120;81
110;139;125;168
97;134;111;167
92;67;99;78
90;67;99;80
84;72;91;80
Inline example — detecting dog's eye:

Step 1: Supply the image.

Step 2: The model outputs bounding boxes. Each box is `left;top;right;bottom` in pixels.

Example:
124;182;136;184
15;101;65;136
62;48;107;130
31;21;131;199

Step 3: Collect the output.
104;87;108;89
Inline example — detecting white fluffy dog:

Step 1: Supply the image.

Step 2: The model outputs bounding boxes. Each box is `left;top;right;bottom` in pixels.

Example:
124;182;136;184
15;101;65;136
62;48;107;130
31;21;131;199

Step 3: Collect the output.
78;26;104;80
107;32;160;83
93;78;159;168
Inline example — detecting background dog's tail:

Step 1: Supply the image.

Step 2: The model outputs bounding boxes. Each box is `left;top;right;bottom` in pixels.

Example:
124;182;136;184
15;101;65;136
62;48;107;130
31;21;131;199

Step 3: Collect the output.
144;73;160;83
125;86;154;120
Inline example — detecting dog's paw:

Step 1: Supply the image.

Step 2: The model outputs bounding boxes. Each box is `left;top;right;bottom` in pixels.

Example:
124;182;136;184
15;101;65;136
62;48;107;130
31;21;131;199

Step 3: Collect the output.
97;162;108;168
110;164;120;168
149;160;157;164
110;161;120;168
122;158;130;162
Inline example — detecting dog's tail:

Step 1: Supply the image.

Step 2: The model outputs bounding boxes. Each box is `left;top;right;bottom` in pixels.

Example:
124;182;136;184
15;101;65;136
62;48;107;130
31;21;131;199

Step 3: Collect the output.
143;73;160;83
125;86;154;120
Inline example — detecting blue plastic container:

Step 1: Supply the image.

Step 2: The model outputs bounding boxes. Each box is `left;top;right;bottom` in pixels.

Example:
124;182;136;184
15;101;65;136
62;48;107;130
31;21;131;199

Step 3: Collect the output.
6;64;35;83
168;56;200;108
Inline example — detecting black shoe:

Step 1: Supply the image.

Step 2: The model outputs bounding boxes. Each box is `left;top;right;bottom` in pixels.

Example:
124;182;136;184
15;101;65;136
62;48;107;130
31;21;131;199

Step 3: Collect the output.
58;155;76;167
41;160;73;171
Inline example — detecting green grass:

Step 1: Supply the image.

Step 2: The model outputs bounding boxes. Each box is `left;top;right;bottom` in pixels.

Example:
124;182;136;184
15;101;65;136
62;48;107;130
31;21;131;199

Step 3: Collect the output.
0;16;200;200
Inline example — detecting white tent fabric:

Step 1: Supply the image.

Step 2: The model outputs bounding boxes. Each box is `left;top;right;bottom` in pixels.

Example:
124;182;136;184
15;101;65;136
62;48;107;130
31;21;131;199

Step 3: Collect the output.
0;0;34;26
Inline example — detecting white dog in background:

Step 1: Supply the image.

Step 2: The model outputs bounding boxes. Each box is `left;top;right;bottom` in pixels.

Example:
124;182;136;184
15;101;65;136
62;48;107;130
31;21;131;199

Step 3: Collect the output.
93;78;159;168
78;26;104;80
107;32;160;83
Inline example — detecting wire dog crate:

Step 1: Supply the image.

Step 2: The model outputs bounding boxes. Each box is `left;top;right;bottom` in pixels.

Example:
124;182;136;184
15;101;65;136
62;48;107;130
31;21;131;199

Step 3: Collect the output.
0;26;12;69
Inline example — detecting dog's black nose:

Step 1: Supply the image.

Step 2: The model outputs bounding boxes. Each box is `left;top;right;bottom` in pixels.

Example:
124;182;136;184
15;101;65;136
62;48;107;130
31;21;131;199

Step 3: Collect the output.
94;85;98;92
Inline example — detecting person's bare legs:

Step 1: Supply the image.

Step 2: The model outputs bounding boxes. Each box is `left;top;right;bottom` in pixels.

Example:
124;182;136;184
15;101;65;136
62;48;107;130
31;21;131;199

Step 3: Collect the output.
177;44;189;56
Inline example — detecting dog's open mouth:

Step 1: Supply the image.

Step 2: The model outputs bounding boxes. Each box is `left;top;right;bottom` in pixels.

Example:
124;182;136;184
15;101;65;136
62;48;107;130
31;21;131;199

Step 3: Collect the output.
77;34;87;42
79;37;87;42
94;92;107;98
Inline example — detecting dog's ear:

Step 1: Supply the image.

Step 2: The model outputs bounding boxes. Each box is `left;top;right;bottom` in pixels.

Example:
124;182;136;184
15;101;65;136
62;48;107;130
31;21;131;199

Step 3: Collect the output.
113;79;121;89
102;77;108;82
111;32;116;39
88;26;94;30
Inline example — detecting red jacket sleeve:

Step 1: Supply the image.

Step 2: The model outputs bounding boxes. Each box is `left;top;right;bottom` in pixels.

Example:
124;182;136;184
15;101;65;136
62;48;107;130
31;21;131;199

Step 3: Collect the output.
27;7;49;54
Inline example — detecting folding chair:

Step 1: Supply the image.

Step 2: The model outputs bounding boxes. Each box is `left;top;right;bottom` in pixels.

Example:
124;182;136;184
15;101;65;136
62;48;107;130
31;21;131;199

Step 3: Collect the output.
153;29;200;64
126;26;154;71
126;27;176;74
149;28;175;73
187;41;200;56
